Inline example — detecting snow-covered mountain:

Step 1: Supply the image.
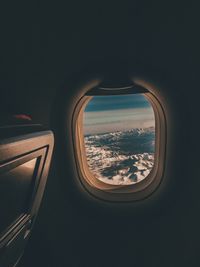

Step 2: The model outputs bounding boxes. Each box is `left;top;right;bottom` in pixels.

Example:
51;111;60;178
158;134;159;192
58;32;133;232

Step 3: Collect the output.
84;127;155;185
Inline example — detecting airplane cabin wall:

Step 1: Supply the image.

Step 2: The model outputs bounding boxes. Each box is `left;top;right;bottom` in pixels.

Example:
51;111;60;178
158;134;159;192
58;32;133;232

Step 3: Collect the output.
0;2;200;267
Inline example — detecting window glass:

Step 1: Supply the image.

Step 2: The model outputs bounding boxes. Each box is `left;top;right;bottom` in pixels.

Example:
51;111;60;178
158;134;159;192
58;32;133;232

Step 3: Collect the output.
83;94;155;185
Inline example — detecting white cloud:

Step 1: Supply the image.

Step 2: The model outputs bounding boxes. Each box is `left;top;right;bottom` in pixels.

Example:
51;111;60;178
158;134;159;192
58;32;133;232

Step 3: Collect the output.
84;107;155;134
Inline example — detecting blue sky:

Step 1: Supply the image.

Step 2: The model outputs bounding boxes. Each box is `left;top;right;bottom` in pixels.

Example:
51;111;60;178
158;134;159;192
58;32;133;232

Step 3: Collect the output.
84;94;151;112
83;94;155;135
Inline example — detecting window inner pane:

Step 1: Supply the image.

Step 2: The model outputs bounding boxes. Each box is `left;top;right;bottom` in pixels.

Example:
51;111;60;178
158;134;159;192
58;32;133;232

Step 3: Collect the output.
83;94;155;185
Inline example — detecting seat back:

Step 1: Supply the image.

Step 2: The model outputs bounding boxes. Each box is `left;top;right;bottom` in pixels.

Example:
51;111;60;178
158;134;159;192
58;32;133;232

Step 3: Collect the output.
0;128;54;267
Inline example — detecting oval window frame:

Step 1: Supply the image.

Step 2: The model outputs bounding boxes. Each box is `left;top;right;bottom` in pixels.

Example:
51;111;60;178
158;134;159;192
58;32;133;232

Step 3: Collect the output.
72;79;166;202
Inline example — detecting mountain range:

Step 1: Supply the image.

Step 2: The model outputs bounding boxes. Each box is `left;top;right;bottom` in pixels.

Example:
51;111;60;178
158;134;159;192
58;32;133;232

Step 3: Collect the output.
84;127;155;185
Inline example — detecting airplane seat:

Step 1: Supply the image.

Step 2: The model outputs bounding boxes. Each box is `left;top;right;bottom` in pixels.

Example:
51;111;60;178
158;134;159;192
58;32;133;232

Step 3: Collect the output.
0;115;54;267
0;113;45;139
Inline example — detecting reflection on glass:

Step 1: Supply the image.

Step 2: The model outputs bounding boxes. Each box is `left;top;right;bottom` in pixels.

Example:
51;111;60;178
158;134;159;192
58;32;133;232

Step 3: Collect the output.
0;159;37;234
83;94;155;185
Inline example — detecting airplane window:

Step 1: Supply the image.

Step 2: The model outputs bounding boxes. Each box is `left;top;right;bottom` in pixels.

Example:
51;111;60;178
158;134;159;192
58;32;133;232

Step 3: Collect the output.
73;83;165;201
83;94;155;185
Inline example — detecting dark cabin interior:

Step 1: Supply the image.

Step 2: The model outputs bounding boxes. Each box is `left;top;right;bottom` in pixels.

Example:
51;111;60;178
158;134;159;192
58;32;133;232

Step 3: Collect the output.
0;2;200;267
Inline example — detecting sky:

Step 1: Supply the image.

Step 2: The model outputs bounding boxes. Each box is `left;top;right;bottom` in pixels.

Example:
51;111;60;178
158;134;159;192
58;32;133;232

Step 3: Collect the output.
83;94;155;135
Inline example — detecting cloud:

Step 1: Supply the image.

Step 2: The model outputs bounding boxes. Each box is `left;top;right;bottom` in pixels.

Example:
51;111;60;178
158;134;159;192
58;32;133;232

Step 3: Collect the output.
83;107;155;134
